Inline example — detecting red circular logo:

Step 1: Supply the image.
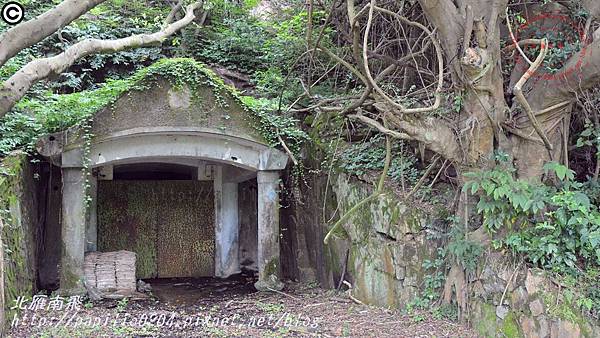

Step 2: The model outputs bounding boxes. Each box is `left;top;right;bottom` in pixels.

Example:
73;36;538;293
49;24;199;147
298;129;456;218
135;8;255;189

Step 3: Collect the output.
512;12;590;87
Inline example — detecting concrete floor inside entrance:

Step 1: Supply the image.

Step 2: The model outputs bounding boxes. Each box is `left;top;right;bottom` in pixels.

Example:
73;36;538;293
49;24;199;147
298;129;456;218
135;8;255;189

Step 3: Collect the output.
145;271;258;306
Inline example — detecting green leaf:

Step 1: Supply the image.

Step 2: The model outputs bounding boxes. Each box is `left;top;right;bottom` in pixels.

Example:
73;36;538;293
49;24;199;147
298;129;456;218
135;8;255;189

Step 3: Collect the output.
471;181;479;194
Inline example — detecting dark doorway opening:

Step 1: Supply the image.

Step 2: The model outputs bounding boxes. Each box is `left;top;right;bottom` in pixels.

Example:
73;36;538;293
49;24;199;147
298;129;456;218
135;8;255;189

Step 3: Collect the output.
112;162;196;180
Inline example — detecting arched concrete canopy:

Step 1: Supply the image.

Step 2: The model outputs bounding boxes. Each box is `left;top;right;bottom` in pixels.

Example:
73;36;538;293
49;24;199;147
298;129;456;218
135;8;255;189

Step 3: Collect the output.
56;125;288;293
60;127;289;171
48;63;290;293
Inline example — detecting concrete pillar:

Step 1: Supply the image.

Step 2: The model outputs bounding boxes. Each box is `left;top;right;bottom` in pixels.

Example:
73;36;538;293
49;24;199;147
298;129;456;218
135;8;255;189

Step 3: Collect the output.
255;171;283;291
85;175;97;252
60;168;86;295
213;165;223;277
215;182;240;277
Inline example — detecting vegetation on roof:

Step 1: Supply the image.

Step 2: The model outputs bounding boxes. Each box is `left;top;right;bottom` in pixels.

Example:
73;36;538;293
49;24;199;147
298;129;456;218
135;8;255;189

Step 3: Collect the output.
0;58;307;158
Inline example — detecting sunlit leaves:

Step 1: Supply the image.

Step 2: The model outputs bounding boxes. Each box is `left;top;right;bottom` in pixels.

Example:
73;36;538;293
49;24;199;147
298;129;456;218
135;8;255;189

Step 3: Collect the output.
464;161;600;274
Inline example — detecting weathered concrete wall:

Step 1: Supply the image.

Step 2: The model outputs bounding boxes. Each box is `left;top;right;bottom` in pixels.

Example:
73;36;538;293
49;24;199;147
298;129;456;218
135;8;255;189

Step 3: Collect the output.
286;170;436;305
331;174;436;307
0;153;40;320
468;252;600;338
91;79;266;144
280;163;344;286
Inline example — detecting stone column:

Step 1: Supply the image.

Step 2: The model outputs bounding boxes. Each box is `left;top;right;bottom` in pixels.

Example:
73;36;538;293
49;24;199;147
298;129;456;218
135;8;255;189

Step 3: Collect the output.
60;168;86;295
85;175;97;252
213;165;223;277
215;182;240;277
255;171;283;291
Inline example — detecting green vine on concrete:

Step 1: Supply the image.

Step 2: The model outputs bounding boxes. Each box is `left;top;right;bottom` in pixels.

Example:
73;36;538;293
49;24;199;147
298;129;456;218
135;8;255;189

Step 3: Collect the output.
323;126;392;244
81;118;94;211
0;154;35;321
1;58;308;166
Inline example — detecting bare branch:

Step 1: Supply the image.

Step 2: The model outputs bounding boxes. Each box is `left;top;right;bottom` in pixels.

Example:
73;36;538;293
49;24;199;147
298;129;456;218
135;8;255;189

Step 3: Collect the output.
317;46;368;86
361;5;445;114
164;0;185;27
506;7;533;65
0;0;108;68
351;108;461;162
349;112;411;140
0;1;203;118
512;38;554;153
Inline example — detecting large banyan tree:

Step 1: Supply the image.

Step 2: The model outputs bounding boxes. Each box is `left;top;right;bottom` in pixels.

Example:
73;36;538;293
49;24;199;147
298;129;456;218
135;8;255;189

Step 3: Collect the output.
295;0;600;311
302;0;600;179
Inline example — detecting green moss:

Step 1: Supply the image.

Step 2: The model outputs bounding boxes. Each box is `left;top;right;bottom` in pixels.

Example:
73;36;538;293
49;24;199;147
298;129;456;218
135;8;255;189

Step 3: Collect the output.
501;311;524;338
405;210;422;233
59;265;83;293
0;153;36;322
264;258;280;277
3;58;307;170
540;291;592;337
475;302;498;338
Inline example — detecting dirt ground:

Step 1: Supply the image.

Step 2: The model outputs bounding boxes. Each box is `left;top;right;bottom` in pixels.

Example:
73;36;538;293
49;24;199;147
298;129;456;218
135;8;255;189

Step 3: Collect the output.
7;276;478;337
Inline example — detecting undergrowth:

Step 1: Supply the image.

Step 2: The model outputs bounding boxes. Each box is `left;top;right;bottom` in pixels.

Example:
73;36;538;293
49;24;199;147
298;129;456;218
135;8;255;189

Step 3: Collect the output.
464;155;600;320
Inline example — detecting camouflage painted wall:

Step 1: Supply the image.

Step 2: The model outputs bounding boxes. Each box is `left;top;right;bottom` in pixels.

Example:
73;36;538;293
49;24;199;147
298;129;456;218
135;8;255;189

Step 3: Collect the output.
97;180;215;278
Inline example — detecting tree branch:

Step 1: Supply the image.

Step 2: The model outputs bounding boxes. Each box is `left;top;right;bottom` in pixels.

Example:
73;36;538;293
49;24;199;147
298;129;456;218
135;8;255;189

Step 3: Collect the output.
164;0;185;27
513;38;554;154
528;37;600;110
0;1;203;118
0;0;108;68
351;108;461;162
361;5;445;114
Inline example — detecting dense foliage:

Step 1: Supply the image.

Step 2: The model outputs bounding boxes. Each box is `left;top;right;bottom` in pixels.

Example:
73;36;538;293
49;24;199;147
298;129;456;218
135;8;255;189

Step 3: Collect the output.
0;58;307;158
464;158;600;318
337;134;421;186
464;159;600;272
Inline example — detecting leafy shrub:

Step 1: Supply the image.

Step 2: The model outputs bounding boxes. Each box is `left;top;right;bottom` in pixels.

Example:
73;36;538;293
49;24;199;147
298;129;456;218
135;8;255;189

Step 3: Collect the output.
464;159;600;319
338;134;421;185
196;18;271;73
446;224;483;273
463;161;600;272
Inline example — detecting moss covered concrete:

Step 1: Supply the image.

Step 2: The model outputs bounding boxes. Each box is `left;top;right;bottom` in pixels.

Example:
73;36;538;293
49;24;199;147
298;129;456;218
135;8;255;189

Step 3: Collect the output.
325;173;436;308
0;153;39;322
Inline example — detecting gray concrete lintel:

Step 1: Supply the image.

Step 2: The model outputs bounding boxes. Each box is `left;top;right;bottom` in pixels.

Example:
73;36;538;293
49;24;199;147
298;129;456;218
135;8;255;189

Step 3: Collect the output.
60;129;288;171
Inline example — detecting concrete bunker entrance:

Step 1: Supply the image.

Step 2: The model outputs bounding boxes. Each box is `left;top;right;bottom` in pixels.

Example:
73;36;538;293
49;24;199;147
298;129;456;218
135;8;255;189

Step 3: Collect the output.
92;160;260;281
33;73;290;295
97;163;217;279
49;128;288;294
